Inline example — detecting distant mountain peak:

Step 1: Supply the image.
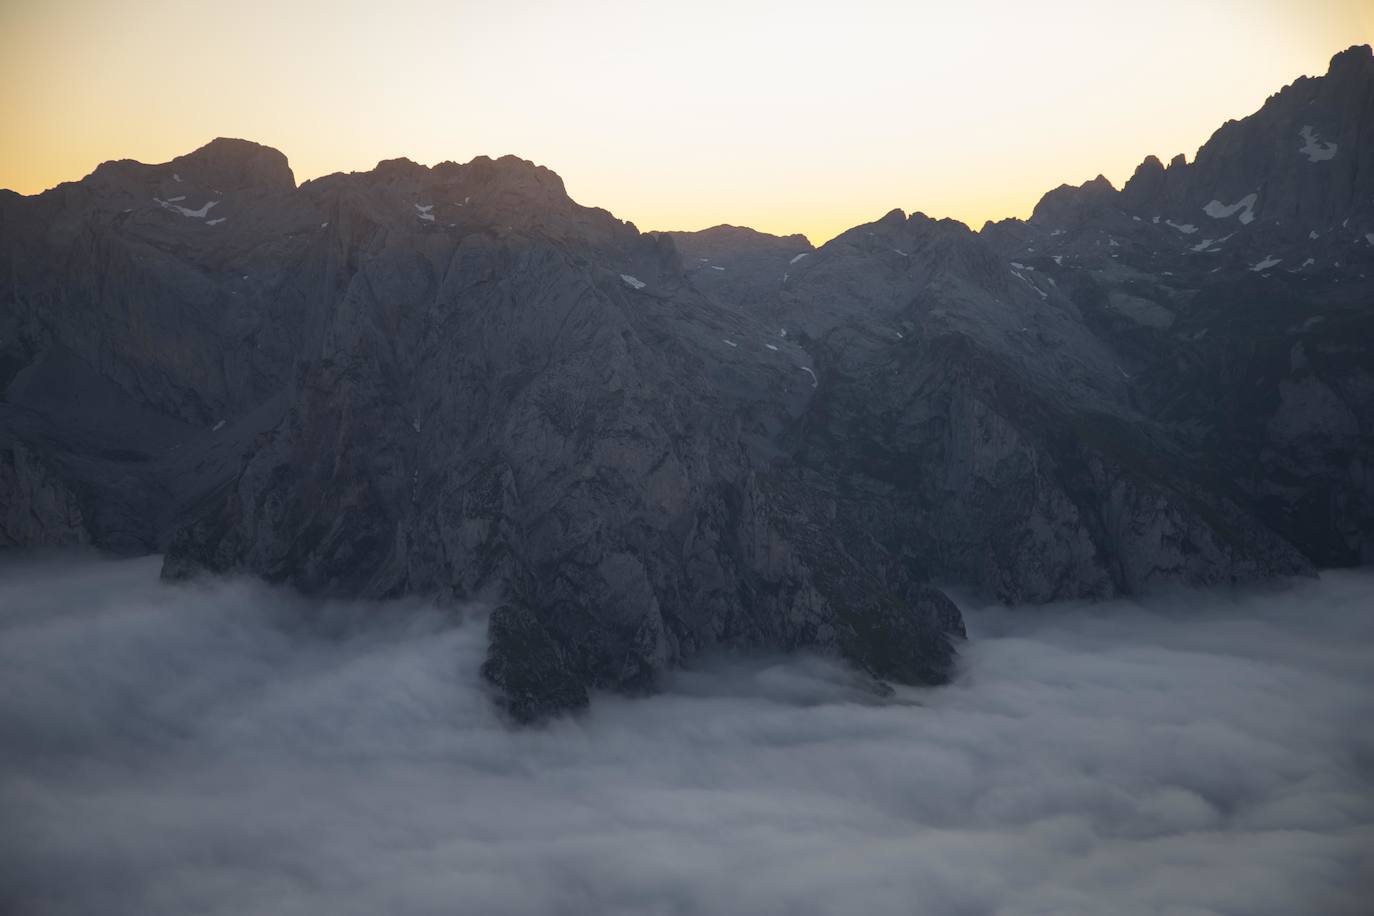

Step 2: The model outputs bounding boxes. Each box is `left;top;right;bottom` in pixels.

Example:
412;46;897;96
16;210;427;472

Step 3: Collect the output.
667;223;812;249
1029;42;1373;239
1327;43;1372;76
370;156;429;177
171;137;295;193
1029;174;1118;225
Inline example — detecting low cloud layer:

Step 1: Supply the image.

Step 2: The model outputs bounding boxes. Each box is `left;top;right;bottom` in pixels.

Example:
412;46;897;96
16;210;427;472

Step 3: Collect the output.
1;555;1372;916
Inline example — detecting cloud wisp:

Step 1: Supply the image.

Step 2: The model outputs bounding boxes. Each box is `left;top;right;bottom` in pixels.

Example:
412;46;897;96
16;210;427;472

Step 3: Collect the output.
1;555;1371;916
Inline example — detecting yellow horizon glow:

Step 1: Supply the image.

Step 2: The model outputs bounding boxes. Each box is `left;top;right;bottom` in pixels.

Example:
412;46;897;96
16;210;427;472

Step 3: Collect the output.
2;0;1372;244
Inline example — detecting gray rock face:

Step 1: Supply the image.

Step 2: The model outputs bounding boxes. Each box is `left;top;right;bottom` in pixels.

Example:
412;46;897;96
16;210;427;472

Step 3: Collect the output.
3;47;1371;718
1117;45;1374;238
1;138;314;554
664;224;814;305
688;206;1312;603
981;44;1374;568
4;139;964;718
0;441;89;547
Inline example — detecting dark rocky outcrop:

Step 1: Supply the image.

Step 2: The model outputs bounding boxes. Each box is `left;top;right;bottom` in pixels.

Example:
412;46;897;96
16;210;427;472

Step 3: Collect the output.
0;441;89;547
481;602;590;723
1030;174;1120;227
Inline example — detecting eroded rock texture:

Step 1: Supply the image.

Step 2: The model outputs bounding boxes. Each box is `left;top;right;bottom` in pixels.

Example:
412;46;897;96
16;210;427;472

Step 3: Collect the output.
5;47;1373;718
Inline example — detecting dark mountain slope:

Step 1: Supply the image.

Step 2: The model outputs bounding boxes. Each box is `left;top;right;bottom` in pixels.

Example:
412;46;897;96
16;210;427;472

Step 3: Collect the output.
679;205;1310;602
3;46;1371;718
2;142;963;720
980;44;1374;566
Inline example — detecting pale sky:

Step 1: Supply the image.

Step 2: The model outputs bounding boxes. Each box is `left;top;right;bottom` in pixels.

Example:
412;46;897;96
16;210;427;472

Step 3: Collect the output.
2;0;1371;243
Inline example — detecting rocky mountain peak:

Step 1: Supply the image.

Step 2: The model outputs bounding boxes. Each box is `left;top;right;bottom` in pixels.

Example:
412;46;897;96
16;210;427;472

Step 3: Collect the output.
661;223;812;303
1026;41;1374;243
1133;155;1165;177
1327;43;1372;78
1119;156;1166;207
668;224;812;251
1029;173;1118;225
369;156;430;180
432;154;571;208
170;137;295;193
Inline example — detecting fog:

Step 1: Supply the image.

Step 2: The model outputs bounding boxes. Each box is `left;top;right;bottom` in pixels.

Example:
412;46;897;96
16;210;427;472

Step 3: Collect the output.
1;556;1371;916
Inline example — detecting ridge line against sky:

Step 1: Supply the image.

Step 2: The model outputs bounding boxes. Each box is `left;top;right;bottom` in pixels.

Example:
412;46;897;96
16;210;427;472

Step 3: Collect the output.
2;0;1372;244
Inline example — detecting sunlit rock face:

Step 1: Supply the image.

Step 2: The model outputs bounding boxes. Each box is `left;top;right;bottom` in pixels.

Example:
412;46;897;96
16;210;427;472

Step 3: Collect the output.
3;48;1373;717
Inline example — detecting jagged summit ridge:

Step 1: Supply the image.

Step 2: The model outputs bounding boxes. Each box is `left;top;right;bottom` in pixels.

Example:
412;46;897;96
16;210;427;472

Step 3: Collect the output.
1021;44;1374;239
1326;42;1372;73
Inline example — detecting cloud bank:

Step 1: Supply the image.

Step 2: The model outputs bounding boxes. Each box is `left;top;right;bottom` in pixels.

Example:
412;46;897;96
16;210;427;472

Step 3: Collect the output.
1;555;1371;916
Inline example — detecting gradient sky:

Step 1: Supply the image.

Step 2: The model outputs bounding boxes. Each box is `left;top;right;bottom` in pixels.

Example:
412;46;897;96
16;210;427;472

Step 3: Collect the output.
2;1;1371;243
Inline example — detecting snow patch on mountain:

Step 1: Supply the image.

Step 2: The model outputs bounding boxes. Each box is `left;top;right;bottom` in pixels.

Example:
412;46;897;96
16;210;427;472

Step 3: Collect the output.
1298;126;1337;162
1203;193;1257;225
154;198;219;219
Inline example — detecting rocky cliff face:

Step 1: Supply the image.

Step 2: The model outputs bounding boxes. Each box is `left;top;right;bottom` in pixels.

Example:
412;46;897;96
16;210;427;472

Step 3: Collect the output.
3;47;1371;719
3;141;965;720
159;154;971;718
678;206;1313;602
980;44;1374;568
0;441;89;548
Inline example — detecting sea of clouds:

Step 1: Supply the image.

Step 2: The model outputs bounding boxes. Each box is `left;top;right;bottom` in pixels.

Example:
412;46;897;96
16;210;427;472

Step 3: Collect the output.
1;554;1371;916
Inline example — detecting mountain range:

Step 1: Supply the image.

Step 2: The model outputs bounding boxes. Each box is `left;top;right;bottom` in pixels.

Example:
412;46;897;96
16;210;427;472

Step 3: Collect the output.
3;45;1371;720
